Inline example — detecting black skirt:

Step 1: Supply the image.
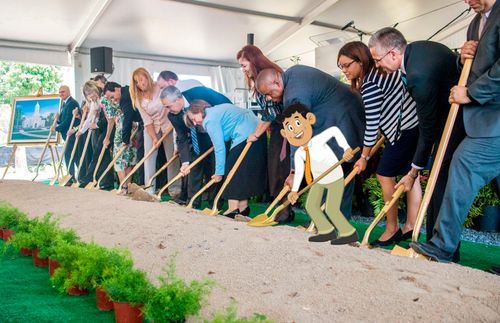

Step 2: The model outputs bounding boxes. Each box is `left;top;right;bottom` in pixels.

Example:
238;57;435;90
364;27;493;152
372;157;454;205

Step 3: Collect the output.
377;126;419;177
222;136;267;200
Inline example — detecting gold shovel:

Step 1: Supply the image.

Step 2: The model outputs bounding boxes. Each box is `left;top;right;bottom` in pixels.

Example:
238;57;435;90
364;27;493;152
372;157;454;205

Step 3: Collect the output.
71;113;98;188
116;127;172;193
391;58;473;259
142;154;179;190
156;147;214;199
360;185;405;246
247;185;290;226
84;143;109;189
32;113;60;182
59;109;88;186
186;178;217;209
252;147;360;227
93;127;139;190
50;114;77;185
202;142;253;216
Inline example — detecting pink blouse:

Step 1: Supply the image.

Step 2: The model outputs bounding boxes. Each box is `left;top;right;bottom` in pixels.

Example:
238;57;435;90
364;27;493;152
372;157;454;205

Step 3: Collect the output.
138;88;171;134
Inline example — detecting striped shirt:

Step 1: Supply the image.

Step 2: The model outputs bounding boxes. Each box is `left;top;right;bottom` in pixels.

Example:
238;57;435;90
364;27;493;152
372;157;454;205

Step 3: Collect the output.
360;68;418;146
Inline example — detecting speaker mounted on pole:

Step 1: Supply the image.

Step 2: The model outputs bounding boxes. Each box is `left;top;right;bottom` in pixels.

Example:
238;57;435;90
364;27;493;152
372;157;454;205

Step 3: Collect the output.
90;47;113;74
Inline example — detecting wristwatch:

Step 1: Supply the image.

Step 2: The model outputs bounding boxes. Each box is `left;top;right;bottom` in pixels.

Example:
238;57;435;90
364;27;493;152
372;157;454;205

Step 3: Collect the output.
361;153;370;161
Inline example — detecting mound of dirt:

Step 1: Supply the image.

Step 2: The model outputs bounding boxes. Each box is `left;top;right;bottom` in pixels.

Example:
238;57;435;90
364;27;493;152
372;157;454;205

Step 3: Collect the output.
1;180;499;322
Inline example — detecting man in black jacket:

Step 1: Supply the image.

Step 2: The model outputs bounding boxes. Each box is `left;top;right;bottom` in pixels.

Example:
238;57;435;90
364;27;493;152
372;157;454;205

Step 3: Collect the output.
368;28;462;256
104;82;144;185
53;85;80;179
160;85;231;208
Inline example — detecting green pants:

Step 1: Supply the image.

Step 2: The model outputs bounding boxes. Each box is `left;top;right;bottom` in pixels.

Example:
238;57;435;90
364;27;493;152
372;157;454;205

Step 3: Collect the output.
305;178;355;237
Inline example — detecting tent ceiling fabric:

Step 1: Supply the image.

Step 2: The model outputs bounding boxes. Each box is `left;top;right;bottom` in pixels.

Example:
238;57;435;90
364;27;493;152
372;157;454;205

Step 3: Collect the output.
0;0;473;67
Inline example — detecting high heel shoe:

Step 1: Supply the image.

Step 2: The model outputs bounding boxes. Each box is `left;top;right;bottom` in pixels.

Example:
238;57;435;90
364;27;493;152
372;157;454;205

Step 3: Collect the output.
369;229;402;248
234;207;251;222
223;209;240;219
396;230;413;242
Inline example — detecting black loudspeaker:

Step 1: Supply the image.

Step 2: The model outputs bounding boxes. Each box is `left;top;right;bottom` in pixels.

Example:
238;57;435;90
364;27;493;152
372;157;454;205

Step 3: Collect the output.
90;47;113;74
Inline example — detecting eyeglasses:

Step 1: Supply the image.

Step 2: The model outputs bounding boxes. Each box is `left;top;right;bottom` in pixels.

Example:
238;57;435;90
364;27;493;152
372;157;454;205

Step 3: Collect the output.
373;47;395;63
337;60;357;70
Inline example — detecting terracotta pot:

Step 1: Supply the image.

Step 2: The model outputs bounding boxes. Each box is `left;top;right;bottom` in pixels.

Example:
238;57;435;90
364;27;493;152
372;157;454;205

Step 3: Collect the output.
48;258;60;277
113;301;143;323
2;229;14;241
96;286;114;311
67;285;89;296
20;248;33;256
0;228;4;239
32;248;49;267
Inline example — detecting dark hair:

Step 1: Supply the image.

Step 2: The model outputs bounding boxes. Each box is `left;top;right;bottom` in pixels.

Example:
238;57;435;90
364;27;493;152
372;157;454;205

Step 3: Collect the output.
93;74;107;83
103;81;121;93
185;99;211;128
337;41;376;91
276;103;310;127
158;70;178;82
236;45;283;93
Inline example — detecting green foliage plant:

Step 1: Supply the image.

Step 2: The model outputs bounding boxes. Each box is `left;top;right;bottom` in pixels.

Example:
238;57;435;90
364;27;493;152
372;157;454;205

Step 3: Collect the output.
0;203;28;229
101;265;153;306
465;182;500;228
144;259;214;323
204;304;272;323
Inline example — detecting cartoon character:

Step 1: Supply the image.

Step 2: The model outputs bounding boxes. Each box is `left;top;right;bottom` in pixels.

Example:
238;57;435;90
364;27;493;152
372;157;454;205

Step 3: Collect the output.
279;103;358;245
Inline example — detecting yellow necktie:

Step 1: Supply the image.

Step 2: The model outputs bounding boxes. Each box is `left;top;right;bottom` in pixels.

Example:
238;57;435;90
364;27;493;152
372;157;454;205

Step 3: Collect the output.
303;146;313;185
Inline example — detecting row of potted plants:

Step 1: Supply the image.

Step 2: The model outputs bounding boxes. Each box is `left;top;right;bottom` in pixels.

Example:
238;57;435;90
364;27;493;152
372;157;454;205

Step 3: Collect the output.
0;203;271;323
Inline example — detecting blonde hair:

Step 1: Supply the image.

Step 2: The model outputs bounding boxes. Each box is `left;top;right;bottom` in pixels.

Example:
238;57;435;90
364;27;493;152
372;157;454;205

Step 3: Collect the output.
82;80;102;101
130;67;155;110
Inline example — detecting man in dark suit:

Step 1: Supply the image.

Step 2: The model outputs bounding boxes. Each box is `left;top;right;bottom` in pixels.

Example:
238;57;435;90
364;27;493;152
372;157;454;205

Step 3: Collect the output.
160;85;231;208
53;85;80;178
255;65;365;221
368;28;462;253
411;0;500;262
104;82;144;185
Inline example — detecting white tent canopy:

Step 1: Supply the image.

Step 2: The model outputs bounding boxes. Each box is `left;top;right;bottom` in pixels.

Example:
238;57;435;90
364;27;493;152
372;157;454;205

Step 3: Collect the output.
0;0;474;100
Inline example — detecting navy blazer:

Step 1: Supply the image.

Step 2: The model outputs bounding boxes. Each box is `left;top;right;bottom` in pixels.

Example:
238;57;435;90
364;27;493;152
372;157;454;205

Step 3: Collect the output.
462;1;500;138
56;96;80;140
403;41;460;168
120;85;143;145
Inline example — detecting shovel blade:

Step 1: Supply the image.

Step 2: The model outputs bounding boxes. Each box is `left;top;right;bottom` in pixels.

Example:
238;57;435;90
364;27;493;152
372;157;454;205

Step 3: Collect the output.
248;220;278;227
247;213;271;226
85;182;96;190
71;182;80;188
49;177;58;186
202;207;218;216
58;175;72;187
390;245;430;260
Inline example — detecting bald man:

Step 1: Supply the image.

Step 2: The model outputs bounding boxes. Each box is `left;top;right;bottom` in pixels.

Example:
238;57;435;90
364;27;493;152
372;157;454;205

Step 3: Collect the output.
255;65;365;219
54;85;81;180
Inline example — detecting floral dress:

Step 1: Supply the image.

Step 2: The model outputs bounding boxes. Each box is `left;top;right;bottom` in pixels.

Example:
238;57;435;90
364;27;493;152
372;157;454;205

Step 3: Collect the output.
101;97;137;172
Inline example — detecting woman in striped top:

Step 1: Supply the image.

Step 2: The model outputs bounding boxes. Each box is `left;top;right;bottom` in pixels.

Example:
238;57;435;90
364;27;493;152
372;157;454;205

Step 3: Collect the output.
337;41;421;247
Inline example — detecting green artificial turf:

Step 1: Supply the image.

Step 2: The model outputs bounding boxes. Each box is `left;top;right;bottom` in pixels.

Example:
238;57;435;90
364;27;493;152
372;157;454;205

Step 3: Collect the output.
0;241;114;323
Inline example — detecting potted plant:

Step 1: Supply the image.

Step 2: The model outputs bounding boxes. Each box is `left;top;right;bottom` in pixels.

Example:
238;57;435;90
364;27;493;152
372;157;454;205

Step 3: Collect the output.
102;266;154;323
144;261;213;323
30;213;64;267
466;182;500;232
71;243;134;311
50;240;90;295
0;204;28;241
2;216;38;257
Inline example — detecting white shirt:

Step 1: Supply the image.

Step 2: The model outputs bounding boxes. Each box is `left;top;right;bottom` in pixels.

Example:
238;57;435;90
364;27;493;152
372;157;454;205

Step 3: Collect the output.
292;126;350;192
80;100;100;134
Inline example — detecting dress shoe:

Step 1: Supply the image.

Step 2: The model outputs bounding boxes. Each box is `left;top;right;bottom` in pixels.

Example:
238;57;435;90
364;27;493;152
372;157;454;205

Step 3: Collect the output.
331;231;359;245
370;229;402;248
308;230;337;242
275;208;295;224
173;198;187;206
490;265;500;275
410;241;452;263
396;230;413;242
223;209;240;219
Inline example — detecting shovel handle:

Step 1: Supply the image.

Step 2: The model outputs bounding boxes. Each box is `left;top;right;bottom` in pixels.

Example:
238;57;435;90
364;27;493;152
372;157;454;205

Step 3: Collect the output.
186;178;217;208
145;153;179;188
206;143;253;214
361;185;405;246
412;58;473;243
263;185;290;215
156;147;214;197
118;127;172;192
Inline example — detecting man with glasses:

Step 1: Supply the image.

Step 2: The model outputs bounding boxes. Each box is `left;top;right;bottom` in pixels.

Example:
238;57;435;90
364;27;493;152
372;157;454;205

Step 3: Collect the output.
368;28;462;260
255;65;365;220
